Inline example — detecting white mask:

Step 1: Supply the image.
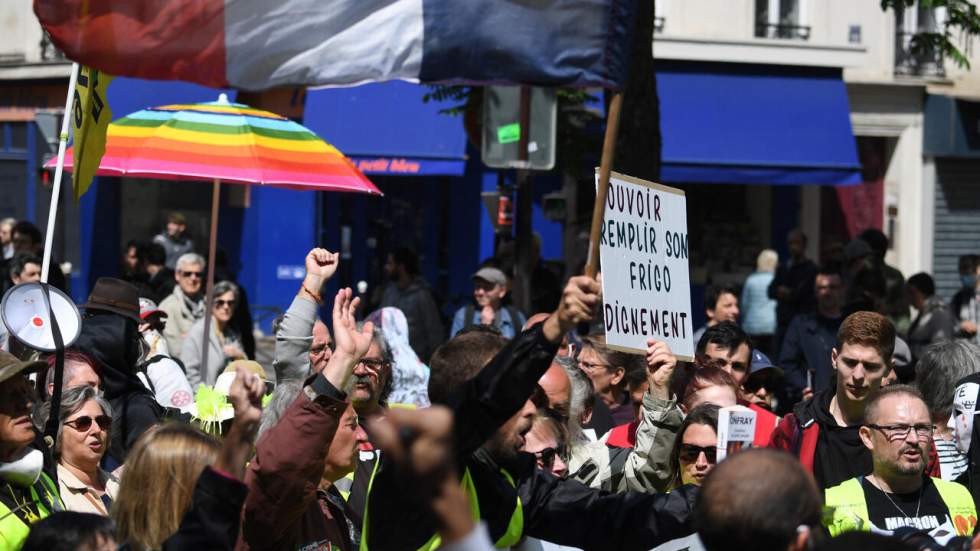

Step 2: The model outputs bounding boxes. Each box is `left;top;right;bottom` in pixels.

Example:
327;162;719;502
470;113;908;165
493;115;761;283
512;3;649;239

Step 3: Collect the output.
950;382;979;454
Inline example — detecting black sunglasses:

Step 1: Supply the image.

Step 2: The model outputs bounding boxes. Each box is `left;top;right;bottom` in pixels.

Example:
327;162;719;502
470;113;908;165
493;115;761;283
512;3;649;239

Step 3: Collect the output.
65;415;111;432
679;444;717;464
533;446;566;469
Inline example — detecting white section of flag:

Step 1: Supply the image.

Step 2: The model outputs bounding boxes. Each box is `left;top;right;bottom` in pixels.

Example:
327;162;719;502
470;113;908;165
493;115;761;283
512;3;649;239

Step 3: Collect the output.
224;0;424;90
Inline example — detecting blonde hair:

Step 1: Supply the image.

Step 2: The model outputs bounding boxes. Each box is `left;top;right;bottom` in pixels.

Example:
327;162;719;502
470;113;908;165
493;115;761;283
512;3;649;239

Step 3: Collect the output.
112;423;220;550
756;249;778;273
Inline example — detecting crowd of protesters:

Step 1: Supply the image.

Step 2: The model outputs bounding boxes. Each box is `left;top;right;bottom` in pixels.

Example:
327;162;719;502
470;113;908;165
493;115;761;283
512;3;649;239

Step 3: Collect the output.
1;213;980;550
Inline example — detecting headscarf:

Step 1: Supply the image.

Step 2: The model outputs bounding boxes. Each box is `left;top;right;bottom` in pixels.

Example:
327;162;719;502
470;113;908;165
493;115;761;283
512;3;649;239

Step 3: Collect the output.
367;307;430;408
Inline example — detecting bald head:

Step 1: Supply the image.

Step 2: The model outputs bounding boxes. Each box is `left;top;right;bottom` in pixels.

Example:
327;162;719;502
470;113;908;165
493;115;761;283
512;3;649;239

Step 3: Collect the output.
696;449;821;551
539;361;571;414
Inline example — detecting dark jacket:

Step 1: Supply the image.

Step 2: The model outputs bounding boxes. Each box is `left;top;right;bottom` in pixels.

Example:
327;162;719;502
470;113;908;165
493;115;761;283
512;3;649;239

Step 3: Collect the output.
768;258;817;327
778;312;842;402
363;325;698;551
907;295;956;365
146;467;248;550
237;374;354;551
380;277;444;362
769;390;939;490
73;314;165;464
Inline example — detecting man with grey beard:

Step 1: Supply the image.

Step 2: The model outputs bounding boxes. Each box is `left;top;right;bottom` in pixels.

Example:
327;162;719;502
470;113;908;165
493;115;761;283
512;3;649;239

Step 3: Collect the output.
338;324;393;527
824;385;976;541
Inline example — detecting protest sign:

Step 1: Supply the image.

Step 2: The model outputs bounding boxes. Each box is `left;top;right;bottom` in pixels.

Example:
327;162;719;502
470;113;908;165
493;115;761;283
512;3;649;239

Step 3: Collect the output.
716;405;756;463
597;170;694;359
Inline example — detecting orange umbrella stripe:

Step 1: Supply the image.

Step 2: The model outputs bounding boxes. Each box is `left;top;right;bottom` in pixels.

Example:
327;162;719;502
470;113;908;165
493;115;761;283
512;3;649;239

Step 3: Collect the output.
151;104;285;119
107;136;345;165
107;124;335;153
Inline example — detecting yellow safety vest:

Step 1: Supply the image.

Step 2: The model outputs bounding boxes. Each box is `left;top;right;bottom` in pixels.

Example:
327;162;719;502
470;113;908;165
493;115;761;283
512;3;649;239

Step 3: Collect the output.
359;464;523;550
825;476;977;537
0;472;64;551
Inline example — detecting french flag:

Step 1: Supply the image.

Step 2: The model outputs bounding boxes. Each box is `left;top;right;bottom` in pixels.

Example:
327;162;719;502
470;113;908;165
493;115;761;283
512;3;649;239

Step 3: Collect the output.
35;0;636;91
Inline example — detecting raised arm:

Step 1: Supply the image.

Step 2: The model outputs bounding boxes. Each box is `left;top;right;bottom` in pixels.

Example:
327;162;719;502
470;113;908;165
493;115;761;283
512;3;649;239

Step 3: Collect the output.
240;288;373;549
621;339;684;493
451;276;600;456
273;248;339;382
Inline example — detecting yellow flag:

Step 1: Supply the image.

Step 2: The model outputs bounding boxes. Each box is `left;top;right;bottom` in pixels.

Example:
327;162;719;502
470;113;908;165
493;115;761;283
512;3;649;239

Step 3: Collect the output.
71;66;113;202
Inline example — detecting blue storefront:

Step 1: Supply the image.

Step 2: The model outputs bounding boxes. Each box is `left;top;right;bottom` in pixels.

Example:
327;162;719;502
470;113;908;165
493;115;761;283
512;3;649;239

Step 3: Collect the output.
64;78;564;329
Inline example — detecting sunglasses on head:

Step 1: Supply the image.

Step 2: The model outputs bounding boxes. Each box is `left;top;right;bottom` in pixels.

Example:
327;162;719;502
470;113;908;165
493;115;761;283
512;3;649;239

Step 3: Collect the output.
679;444;717;464
65;415;111;432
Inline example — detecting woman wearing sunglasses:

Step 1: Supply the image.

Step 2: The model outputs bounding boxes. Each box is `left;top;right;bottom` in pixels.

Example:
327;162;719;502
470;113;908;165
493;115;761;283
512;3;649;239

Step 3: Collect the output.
668;403;720;488
38;385;118;515
182;280;248;388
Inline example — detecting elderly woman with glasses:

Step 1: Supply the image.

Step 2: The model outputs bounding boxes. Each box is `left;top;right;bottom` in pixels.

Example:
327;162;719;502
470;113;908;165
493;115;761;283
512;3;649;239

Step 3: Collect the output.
38;385;117;515
182;280;247;388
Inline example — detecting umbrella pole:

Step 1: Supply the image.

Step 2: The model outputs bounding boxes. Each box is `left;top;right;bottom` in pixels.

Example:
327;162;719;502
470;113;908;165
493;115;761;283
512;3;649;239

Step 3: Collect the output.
41;62;80;284
201;178;221;384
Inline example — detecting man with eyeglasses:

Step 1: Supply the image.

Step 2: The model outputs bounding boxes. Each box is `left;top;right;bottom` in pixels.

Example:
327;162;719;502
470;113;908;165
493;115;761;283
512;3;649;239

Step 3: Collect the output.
771;312;939;489
159;252;207;360
825;385;976;541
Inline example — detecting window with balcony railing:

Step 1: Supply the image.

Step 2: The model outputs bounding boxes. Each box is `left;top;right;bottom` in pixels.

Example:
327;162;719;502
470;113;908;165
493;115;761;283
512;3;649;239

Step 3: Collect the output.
894;2;946;78
754;0;810;40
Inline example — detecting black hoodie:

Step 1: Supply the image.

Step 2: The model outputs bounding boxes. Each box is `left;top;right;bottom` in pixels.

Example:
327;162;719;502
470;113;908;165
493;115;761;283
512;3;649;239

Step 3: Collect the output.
73;313;164;463
797;389;872;489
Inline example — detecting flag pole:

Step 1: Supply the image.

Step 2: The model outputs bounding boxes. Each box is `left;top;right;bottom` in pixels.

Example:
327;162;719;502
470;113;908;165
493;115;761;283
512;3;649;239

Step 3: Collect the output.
42;62;80;283
585;91;623;279
200;178;221;382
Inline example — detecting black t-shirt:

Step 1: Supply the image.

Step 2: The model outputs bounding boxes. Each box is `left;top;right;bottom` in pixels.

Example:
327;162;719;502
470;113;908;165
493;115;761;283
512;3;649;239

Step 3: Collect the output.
861;477;953;535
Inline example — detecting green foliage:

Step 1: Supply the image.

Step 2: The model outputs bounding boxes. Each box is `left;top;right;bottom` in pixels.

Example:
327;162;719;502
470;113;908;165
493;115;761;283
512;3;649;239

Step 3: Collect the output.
882;0;980;69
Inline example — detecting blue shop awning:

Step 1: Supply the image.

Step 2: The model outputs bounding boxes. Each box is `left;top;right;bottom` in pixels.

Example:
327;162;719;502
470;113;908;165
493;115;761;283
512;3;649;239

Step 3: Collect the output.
304;81;468;177
657;62;862;186
107;77;235;120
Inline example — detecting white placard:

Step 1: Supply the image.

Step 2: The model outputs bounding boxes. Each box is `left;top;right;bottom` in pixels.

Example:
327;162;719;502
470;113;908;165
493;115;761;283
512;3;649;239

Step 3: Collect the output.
716;405;756;462
597;170;694;359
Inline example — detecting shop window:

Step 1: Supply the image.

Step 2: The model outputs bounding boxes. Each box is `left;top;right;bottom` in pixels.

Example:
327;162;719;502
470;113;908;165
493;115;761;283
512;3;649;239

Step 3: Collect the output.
754;0;810;40
894;1;946;77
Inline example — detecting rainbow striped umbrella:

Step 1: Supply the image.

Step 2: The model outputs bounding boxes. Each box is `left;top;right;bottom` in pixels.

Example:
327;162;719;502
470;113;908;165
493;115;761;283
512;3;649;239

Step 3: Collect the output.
50;94;380;377
55;94;380;193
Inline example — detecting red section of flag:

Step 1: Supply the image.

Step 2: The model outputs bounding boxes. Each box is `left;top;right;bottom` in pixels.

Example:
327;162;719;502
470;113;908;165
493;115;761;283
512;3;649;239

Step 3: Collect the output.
34;0;227;88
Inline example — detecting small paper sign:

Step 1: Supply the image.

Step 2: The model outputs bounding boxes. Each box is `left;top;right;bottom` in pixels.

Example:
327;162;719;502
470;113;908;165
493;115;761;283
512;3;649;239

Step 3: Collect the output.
716;405;756;463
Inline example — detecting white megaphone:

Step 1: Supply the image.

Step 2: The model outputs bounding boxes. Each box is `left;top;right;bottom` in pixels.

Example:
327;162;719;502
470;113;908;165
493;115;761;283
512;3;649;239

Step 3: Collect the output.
1;282;82;352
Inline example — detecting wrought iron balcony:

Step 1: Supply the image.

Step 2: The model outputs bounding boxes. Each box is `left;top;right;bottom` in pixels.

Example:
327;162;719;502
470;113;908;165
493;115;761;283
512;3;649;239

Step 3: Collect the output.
755;22;811;40
894;32;945;78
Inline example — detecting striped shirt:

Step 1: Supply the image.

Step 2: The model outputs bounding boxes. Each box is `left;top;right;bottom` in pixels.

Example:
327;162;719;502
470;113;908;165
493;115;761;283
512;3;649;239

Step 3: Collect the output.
934;437;968;481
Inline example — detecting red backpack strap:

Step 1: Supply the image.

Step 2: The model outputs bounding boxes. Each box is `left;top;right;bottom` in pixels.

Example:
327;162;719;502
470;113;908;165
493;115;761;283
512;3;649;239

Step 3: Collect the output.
797;422;819;473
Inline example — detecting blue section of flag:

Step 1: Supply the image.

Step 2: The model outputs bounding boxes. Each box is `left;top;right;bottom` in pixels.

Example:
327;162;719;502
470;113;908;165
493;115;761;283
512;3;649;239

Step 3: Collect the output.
418;0;635;88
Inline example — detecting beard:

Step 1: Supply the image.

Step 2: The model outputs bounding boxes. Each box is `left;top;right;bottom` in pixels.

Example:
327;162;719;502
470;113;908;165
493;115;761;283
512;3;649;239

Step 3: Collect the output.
894;443;928;475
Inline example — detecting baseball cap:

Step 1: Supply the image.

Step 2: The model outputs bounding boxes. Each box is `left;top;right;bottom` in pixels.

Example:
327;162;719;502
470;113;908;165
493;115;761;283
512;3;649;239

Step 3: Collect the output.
748;350;783;377
472;267;507;286
139;297;167;320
